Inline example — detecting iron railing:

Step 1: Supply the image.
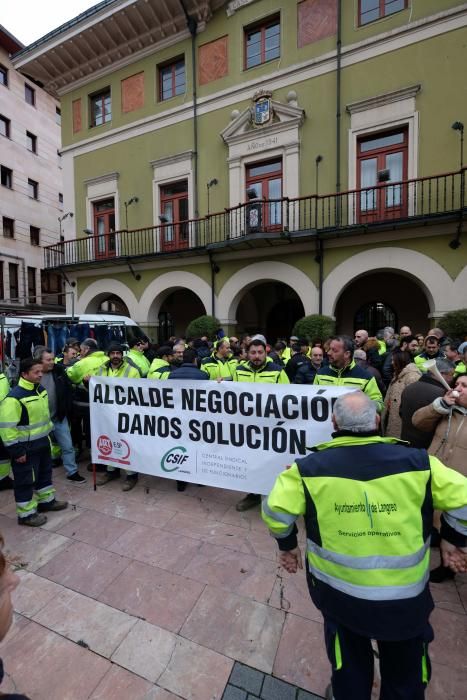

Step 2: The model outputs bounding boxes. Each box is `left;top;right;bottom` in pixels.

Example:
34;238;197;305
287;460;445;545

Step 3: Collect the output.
44;168;465;269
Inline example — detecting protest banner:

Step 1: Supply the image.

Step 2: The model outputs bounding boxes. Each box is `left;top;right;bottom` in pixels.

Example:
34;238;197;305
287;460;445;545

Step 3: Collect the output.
90;377;353;494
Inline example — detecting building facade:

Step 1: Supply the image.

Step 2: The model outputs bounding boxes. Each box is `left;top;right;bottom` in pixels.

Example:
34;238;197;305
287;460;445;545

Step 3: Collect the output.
12;0;467;339
0;25;65;314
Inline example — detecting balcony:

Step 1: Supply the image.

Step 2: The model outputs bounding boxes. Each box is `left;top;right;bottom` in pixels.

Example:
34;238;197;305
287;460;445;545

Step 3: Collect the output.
44;169;466;270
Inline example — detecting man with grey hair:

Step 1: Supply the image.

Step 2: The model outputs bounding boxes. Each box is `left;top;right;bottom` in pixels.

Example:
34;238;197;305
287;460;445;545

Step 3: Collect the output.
262;391;467;700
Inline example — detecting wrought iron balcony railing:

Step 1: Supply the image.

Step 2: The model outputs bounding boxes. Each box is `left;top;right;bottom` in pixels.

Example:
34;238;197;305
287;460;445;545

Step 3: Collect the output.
44;168;465;269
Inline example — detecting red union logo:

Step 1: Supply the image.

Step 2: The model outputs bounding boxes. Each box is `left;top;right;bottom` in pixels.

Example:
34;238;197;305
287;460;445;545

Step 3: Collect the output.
97;435;112;456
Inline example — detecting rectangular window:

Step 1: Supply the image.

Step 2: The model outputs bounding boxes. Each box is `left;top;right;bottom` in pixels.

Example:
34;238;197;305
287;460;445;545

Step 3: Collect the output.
1;166;12;188
30;225;40;246
56;106;62;125
9;263;19;302
246;158;283;231
28;178;39;199
90;88;111;127
25;84;36;106
0;65;7;87
160;180;189;251
159;58;185;101
0;115;10;138
28;267;37;304
3;217;14;239
244;15;280;69
359;0;407;25
26;131;37;153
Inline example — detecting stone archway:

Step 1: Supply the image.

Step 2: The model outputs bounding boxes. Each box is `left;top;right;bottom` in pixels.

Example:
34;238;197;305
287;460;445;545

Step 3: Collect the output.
323;248;454;319
77;279;139;320
216;261;317;326
235;281;305;340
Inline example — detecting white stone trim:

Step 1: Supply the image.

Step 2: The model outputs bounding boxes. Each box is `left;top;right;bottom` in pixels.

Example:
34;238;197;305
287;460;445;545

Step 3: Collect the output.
77;278;139;320
346;85;421;114
138;270;212;322
216;261;318;321
322;248;455;318
151;151;194;252
226;0;260;16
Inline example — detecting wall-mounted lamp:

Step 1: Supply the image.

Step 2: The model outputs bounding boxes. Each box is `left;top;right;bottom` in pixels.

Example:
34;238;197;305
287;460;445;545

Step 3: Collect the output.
452;121;464;169
158;215;169;224
58;211;73;238
124;196;139;229
206;178;218;215
315;155;323;196
246;187;258;201
83;228;94;236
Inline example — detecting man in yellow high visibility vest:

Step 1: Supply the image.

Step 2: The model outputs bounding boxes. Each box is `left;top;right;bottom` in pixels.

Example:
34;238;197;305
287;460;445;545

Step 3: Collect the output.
262;391;467;700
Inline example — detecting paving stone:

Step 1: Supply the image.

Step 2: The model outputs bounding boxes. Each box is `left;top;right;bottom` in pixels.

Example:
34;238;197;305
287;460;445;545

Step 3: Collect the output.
222;685;248;700
111;619;177;683
229;663;264;695
261;674;297;700
297;690;323;700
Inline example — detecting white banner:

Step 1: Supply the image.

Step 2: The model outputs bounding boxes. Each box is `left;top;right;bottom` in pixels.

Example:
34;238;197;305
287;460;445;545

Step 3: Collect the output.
89;378;353;495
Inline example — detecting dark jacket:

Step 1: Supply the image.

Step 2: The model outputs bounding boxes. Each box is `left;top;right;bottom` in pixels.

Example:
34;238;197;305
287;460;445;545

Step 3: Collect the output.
399;375;446;447
285;353;312;382
168;363;208;380
294;362;319;385
49;363;74;421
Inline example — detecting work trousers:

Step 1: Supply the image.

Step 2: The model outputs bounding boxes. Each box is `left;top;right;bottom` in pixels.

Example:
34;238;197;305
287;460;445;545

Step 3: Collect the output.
324;617;433;700
52;418;78;476
11;446;55;518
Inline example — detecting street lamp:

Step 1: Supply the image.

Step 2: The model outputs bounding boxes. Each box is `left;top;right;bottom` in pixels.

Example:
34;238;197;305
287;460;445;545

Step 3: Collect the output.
58;211;73;238
452;121;464;169
124;196;139;229
206;178;218;215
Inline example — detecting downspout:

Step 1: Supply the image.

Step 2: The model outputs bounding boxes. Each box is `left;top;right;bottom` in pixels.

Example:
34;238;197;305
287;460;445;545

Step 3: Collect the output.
179;0;199;218
336;0;342;199
208;251;216;317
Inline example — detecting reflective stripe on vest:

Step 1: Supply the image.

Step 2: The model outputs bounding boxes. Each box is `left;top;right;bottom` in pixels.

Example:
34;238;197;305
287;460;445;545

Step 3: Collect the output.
308;559;429;600
307;537;430;570
262;499;296;538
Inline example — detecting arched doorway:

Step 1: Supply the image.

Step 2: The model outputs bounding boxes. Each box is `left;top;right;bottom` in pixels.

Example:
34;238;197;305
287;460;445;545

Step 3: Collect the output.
97;295;129;316
236;282;305;342
335;272;430;336
157;288;206;341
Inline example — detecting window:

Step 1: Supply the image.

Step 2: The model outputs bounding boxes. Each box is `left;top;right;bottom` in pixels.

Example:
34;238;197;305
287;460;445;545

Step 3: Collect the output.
244;15;280;69
25;84;36;106
90;88;111;126
0;115;10;138
0;262;3;299
354;302;397;336
159;58;185;101
0;65;7;87
160;180;189;251
357;128;408;222
28;178;39;199
30;226;40;246
359;0;407;25
3;217;14;239
1;166;12;188
26;131;37;153
41;271;64;307
59;192;63;205
56;107;61;125
27;267;37;304
93;198;116;258
9;263;19;301
245;158;283;230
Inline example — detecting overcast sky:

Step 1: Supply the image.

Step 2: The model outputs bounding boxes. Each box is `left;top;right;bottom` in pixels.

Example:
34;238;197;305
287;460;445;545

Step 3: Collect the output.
2;1;99;45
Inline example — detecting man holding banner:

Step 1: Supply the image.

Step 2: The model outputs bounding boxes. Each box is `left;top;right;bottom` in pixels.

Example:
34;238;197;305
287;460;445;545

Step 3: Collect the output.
262;391;467;700
233;337;289;512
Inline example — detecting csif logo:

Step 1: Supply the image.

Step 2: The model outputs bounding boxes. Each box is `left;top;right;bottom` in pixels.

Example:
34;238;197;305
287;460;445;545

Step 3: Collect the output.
161;446;189;472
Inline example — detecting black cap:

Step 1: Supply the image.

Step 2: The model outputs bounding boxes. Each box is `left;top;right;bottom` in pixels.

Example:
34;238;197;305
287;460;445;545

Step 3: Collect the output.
107;342;125;354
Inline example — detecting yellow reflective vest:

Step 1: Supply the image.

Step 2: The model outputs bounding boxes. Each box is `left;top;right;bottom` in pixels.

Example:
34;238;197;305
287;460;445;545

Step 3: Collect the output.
234;361;290;384
263;435;467;639
0;377;53;459
66;351;108;385
94;360;141;379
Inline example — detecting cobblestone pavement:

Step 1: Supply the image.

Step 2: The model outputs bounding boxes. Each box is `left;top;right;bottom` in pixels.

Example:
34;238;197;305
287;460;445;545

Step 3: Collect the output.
0;464;465;699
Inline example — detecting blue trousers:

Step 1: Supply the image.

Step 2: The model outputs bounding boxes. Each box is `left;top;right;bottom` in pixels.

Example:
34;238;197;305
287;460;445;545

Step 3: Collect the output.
324;617;433;700
52;417;78;476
